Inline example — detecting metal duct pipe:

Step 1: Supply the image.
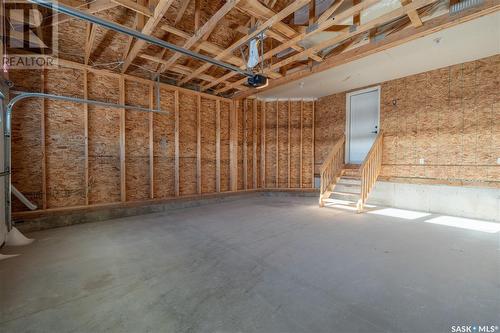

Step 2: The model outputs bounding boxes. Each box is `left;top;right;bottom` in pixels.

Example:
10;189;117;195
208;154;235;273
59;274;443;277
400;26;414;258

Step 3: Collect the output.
29;0;253;78
0;91;10;232
2;91;171;231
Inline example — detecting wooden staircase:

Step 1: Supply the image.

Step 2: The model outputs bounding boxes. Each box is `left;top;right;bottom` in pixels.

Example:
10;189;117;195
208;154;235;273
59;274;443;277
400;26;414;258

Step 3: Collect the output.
319;132;384;212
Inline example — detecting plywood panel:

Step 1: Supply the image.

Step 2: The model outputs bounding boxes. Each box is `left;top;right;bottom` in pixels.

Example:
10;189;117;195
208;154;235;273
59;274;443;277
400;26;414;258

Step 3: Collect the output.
290;101;302;188
201;98;216;193
10;70;44;211
87;72;121;204
45;68;85;208
278;101;289;188
255;101;262;188
246;100;254;189
237;101;244;191
265;102;277;187
302;102;314;188
220;101;231;192
315;93;345;174
154;88;176;198
125;80;150;201
179;93;197;195
317;54;499;185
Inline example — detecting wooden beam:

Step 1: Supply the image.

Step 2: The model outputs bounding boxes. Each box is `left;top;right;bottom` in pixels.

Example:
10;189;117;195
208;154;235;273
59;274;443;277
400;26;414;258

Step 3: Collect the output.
159;0;243;73
253;99;258;189
243;100;248;190
178;0;312;86
122;0;176;72
299;100;303;188
111;0;153;17
317;0;346;24
261;100;266;188
401;0;423;27
311;101;315;188
159;25;245;67
230;101;238;191
83;70;89;205
275;100;278;188
287;100;291;188
174;90;179;196
139;54;247;90
149;83;154;199
119;77;126;202
85;23;97;65
202;0;361;92
216;100;221;192
41;70;47;209
51;0;119;26
153;0;190;72
268;0;436;72
197;95;201;194
236;0;499;98
194;0;201;31
51;57;231;102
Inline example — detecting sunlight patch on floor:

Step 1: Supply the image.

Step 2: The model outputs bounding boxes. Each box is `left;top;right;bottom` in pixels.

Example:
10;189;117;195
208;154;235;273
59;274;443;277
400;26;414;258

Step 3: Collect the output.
368;208;431;220
423;216;500;233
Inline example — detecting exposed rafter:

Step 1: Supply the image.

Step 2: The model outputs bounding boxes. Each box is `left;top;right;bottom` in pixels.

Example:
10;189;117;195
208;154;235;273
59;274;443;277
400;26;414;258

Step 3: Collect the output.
121;0;177;72
235;0;500;98
177;0;312;87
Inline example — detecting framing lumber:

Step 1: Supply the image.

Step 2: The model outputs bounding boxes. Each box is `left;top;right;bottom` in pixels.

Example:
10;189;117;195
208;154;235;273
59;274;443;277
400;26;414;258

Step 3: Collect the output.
243;101;248;190
287;100;291;188
41;70;47;209
174;90;180;196
178;0;312;87
112;0;153;17
83;70;89;205
121;0;176;72
261;100;266;188
275;100;278;188
84;23;97;65
159;0;243;74
311;101;315;187
51;0;119;26
119;77;126;201
253;99;258;189
236;0;500;98
154;0;190;72
401;0;423;27
216;100;221;192
197;95;202;194
230;101;238;191
149;83;154;199
299;100;303;188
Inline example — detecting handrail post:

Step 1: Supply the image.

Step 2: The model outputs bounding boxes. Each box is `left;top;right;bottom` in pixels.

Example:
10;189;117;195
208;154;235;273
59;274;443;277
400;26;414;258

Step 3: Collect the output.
357;131;384;213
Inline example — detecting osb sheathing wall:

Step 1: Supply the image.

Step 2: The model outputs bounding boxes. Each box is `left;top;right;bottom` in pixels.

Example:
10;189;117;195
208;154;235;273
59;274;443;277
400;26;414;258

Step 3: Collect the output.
248;100;315;189
9;67;317;214
315;54;500;186
9;68;235;213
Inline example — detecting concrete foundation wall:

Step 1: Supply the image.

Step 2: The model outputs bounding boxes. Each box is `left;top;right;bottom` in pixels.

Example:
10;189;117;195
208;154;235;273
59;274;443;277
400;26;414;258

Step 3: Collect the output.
368;181;500;222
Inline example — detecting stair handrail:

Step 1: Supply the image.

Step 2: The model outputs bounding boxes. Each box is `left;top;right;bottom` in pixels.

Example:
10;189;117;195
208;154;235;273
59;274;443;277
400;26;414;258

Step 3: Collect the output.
357;130;384;212
319;135;345;207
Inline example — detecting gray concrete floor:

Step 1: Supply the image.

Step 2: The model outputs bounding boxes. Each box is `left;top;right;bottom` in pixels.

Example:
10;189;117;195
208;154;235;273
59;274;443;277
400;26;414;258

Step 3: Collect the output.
1;196;499;333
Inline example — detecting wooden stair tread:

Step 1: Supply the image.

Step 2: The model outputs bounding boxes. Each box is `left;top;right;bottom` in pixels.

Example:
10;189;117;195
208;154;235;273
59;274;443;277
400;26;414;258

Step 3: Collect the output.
331;191;360;196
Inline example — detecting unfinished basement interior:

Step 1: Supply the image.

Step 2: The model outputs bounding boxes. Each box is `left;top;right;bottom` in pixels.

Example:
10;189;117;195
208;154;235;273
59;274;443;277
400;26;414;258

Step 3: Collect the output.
0;0;499;332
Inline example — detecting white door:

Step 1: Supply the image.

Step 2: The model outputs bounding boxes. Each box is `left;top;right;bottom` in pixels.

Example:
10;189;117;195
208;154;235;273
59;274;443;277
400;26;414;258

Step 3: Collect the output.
347;87;380;164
